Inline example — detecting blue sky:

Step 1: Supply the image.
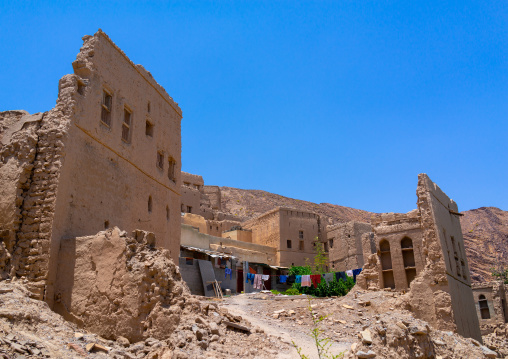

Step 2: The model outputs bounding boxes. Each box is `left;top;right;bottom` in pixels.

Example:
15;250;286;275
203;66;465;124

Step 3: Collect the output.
1;1;507;213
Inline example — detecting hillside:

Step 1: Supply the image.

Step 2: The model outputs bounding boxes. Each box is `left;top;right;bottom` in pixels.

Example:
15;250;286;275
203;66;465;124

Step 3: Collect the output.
219;187;508;283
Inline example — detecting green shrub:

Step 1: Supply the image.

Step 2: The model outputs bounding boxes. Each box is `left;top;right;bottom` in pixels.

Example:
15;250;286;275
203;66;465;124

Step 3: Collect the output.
285;288;300;296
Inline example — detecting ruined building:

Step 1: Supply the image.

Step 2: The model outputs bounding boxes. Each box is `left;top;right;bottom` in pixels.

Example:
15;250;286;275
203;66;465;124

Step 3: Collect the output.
326;221;371;272
472;281;508;334
0;30;182;306
357;173;482;341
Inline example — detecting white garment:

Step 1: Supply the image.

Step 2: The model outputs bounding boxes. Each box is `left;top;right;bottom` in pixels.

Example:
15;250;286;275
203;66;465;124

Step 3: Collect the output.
346;270;353;277
261;274;269;281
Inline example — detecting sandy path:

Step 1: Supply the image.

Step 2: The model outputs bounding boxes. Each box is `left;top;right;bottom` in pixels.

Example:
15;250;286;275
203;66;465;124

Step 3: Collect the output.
222;295;349;359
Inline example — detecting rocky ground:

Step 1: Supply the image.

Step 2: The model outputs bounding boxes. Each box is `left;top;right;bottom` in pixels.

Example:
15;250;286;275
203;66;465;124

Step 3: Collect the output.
0;281;290;359
1;279;507;358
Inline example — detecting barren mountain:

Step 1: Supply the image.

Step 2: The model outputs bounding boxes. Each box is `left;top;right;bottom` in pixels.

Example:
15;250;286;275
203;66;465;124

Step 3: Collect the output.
219;187;508;283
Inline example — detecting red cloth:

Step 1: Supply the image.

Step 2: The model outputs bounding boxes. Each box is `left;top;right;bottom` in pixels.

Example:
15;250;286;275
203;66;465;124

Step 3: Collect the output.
310;274;321;288
249;267;257;274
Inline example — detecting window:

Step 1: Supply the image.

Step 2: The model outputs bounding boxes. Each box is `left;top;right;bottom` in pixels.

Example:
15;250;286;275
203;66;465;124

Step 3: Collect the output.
324;243;329;252
101;90;112;126
299;231;304;239
299;240;304;250
287;240;292;249
187;206;192;213
180;204;184;212
329;238;334;249
147;101;151;113
166;205;170;221
148;196;153;213
168;157;176;182
77;80;86;95
479;295;491;319
156;151;164;169
146;120;154;137
122;107;132;143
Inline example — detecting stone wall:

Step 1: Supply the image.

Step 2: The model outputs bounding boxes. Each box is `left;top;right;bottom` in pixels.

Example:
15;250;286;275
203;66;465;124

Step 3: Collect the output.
203;186;221;210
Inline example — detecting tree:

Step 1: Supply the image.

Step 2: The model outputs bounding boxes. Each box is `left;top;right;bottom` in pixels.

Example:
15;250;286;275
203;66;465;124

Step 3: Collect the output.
312;236;328;275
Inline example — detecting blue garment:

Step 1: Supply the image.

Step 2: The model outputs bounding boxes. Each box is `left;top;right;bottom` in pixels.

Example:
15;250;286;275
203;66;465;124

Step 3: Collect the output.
295;275;302;284
352;268;362;283
225;268;232;280
246;272;255;284
279;275;287;283
335;271;347;282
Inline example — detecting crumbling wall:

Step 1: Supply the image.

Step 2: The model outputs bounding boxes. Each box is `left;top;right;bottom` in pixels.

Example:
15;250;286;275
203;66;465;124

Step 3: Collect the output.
203;185;221;210
472;282;508;334
409;173;482;341
327;221;371;272
54;227;199;342
0;111;42;279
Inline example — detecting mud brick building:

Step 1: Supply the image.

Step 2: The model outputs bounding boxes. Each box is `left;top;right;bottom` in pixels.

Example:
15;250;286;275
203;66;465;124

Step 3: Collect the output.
472;282;508;334
242;207;325;267
0;30;182;306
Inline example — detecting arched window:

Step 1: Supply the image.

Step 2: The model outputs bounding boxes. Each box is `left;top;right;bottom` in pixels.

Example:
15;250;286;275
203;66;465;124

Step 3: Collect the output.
479;295;491;319
379;239;395;289
401;237;417;287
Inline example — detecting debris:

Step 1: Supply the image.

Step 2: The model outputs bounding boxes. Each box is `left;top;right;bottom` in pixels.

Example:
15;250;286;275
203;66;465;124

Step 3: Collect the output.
360;329;372;345
343;304;354;310
223;321;251;333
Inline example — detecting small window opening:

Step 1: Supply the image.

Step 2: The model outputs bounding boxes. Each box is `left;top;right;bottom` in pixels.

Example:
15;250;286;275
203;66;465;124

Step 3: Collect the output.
156;151;164;169
166;205;170;221
146;120;154;137
287;240;292;249
299;231;304;239
329;238;334;249
122;107;132;143
147;101;151;113
148;196;153;213
168;157;176;182
479;295;491;319
104;220;109;229
101;90;112;127
187;206;192;213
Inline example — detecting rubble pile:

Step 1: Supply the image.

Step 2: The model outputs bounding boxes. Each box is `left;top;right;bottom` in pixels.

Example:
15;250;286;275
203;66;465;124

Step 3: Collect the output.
482;324;508;358
0;228;289;358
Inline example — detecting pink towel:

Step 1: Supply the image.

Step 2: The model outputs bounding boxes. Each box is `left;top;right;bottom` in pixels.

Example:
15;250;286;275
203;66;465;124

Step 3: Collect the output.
301;275;311;287
254;274;263;289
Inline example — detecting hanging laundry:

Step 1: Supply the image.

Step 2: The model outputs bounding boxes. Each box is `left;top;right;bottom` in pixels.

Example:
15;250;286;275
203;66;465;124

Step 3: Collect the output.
323;273;334;284
310;274;321;288
249;267;257;274
279;275;288;283
261;274;269;281
352;268;362;283
295;275;302;284
254;274;263;289
225;268;232;280
287;275;296;284
346;270;353;277
246;273;255;284
335;271;347;282
301;275;311;287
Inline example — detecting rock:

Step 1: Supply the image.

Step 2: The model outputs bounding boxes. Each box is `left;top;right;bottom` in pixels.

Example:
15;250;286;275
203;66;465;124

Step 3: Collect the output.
481;346;497;358
210;335;219;342
117;336;130;347
359;301;371;307
195;329;204;341
433;339;445;346
343;304;354;310
409;325;428;336
85;343;95;352
209;322;219;335
274;309;285;314
288;310;295;315
10;343;26;354
356;350;376;358
360;329;372;345
74;332;84;340
198;340;208;349
195;316;207;325
351;343;357;351
338;320;347;324
145;337;158;347
272;314;279;319
396;322;407;330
